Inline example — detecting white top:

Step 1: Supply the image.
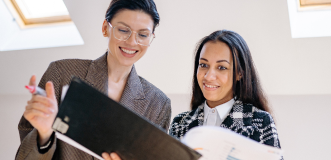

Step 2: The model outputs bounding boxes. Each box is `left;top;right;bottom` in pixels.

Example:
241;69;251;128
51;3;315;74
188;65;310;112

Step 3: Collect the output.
203;99;235;126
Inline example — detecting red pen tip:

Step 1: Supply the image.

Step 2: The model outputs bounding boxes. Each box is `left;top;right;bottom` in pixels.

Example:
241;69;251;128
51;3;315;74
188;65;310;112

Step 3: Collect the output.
25;85;35;93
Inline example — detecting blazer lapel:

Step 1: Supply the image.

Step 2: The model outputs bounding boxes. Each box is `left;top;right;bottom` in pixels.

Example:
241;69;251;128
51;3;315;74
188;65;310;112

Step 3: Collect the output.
85;53;108;95
179;104;204;137
221;100;254;138
119;65;147;117
84;53;147;116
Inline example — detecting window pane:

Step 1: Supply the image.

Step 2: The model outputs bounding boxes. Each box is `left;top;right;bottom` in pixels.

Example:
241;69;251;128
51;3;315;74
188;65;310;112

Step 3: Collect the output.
14;0;69;19
301;0;331;6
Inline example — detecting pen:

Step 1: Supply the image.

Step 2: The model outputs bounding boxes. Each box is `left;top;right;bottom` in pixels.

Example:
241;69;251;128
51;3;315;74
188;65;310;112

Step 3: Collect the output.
25;85;47;97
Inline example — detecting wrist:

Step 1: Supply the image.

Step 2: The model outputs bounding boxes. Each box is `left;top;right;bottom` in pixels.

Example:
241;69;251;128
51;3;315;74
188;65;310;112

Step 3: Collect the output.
38;129;53;146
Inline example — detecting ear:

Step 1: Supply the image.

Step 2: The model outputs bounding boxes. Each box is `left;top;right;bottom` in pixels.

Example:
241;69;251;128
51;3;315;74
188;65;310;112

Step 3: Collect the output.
236;72;242;81
102;20;109;37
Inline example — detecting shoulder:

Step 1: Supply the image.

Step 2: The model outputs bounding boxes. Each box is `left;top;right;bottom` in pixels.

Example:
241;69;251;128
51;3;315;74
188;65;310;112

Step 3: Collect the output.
49;58;93;80
138;76;169;103
51;58;92;71
250;105;275;126
247;104;281;148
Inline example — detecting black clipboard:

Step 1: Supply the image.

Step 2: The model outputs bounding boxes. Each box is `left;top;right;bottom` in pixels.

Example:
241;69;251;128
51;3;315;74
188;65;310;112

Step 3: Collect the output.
52;77;201;160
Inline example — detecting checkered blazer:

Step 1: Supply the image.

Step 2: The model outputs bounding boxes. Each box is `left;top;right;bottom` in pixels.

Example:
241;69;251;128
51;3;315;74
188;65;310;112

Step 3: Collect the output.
169;100;281;148
16;53;171;160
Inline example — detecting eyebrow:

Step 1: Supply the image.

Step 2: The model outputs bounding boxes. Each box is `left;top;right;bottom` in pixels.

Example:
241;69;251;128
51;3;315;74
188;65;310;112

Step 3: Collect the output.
117;22;151;32
200;58;230;64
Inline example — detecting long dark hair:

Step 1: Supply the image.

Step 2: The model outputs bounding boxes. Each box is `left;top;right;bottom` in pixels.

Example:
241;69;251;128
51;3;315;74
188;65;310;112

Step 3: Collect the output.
105;0;160;32
191;30;270;113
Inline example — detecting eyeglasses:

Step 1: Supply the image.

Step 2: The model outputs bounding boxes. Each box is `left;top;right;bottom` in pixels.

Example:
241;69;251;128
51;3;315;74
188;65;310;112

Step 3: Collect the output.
108;22;155;46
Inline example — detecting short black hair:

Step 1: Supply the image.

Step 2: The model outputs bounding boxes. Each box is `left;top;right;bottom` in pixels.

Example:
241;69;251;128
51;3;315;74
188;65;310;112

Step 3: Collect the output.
191;30;270;113
105;0;160;32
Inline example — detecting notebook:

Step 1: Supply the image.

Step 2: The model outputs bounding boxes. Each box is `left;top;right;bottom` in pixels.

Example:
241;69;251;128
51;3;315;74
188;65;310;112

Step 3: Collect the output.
52;77;201;160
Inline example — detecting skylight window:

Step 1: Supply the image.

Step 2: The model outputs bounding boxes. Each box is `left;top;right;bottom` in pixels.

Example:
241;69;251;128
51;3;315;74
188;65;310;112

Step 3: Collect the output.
14;0;69;18
5;0;71;26
300;0;331;6
298;0;331;11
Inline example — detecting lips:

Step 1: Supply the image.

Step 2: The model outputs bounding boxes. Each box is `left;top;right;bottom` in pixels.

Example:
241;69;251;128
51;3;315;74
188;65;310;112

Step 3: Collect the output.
203;83;219;90
119;47;138;58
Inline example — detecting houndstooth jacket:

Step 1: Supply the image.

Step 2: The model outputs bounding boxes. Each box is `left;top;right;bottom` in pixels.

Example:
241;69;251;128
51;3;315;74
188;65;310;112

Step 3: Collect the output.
169;100;281;149
16;52;171;160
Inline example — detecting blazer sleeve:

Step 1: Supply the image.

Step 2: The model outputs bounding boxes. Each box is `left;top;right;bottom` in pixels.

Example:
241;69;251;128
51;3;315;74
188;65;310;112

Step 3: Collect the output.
16;62;62;160
260;113;281;148
157;98;171;131
251;111;282;149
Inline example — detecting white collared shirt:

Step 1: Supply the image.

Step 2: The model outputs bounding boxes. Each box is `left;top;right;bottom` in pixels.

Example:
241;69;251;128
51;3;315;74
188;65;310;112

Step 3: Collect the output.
203;99;235;126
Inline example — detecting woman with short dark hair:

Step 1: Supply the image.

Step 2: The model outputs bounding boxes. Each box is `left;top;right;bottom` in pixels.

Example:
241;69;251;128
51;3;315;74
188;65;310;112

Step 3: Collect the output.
16;0;170;160
169;30;282;150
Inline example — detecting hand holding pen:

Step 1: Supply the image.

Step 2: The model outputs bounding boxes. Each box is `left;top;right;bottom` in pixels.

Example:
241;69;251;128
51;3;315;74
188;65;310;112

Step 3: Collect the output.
24;75;58;146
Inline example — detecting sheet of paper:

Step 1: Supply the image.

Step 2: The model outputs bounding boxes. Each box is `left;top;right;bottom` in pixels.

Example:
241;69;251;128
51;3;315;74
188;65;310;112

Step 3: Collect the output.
181;126;283;160
55;132;104;160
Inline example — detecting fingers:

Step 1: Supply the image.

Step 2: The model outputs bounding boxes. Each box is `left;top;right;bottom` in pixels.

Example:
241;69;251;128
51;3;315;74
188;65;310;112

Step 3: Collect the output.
45;81;56;101
102;152;121;160
29;75;36;86
30;95;56;109
102;153;111;160
110;153;121;160
26;102;55;114
24;107;50;120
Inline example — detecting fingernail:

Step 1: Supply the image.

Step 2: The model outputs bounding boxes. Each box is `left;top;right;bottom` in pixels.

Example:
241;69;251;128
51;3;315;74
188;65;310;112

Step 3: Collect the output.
110;153;116;159
49;109;55;113
45;114;50;117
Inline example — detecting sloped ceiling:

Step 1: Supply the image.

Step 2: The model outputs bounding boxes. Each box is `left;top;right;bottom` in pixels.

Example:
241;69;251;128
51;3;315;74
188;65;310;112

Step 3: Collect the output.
0;0;330;95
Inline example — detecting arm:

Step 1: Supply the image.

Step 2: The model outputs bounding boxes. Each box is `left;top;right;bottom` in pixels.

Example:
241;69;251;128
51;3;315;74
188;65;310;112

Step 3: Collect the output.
16;62;62;160
259;113;282;148
157;98;171;131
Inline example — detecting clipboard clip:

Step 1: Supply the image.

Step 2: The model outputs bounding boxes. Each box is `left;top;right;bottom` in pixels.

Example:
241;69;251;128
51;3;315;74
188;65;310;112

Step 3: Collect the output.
53;117;69;134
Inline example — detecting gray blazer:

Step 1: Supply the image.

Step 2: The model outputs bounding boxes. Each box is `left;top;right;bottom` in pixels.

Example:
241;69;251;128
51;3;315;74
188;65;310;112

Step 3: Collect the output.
16;53;171;160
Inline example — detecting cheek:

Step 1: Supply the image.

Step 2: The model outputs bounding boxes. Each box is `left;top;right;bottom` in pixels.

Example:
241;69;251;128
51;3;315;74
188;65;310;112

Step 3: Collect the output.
139;46;148;54
218;72;232;87
196;69;204;83
108;37;118;48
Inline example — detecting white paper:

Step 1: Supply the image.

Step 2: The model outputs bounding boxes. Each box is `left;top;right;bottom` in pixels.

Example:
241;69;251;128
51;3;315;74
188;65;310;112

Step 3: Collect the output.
55;132;104;160
61;85;69;102
181;126;283;160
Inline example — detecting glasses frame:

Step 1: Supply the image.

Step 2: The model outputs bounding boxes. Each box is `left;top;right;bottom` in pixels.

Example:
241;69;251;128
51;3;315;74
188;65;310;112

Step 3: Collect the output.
107;22;155;46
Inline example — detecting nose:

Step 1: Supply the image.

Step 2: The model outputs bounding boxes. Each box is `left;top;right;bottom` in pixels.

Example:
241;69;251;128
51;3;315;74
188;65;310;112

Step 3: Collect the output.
126;32;138;46
204;69;216;81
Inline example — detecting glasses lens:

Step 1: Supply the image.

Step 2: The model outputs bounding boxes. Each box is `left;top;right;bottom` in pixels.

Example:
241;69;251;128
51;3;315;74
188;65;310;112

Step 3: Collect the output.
136;32;154;46
112;24;154;46
113;26;131;41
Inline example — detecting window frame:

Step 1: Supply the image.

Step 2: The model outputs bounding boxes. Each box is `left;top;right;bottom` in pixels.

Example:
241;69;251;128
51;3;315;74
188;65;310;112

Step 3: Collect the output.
298;0;331;11
3;0;71;28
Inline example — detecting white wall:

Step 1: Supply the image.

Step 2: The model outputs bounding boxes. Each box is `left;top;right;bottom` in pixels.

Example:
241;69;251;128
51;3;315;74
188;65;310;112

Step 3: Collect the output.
0;0;331;95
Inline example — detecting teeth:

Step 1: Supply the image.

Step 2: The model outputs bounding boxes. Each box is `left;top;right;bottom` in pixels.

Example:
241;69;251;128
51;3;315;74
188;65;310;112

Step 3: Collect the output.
121;48;137;54
205;84;218;88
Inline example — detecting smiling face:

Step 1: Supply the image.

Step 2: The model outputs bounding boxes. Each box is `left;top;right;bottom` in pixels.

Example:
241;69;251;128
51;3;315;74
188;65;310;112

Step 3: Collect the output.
197;41;235;108
102;9;154;67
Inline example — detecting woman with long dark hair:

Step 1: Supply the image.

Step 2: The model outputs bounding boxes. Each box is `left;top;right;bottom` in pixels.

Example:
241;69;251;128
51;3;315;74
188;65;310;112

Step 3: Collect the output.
169;30;281;149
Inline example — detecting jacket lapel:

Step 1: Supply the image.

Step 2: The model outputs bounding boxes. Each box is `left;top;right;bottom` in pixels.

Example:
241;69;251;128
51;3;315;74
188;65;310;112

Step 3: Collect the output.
179;104;204;137
119;65;147;117
84;52;147;117
221;100;254;138
85;53;108;95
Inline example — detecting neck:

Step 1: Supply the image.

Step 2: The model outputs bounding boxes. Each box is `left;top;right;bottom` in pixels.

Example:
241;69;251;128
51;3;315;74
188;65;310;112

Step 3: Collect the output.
206;96;233;108
107;54;132;83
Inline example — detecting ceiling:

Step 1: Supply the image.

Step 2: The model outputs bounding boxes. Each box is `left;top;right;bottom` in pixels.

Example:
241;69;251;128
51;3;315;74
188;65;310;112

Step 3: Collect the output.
0;0;330;95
